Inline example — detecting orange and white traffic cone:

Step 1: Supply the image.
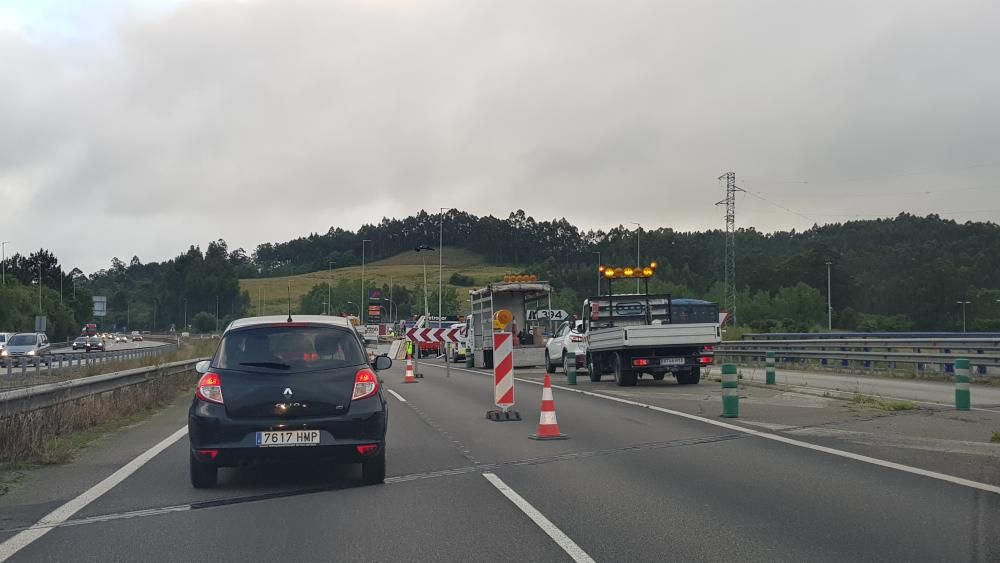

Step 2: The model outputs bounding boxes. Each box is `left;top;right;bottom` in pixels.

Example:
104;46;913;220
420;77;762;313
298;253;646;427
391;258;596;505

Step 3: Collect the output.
529;373;566;440
404;357;418;384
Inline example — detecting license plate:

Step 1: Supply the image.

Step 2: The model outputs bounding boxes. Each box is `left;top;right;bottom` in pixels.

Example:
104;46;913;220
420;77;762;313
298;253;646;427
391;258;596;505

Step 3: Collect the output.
255;430;321;447
659;357;685;366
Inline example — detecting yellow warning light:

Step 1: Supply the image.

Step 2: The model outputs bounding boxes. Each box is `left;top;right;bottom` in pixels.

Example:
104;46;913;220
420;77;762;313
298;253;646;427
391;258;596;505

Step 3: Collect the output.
601;263;658;279
494;309;513;326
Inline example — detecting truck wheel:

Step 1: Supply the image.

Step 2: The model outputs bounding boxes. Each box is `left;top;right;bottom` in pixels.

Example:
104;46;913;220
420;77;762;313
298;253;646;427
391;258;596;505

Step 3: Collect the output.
588;354;602;382
613;353;637;387
676;367;702;385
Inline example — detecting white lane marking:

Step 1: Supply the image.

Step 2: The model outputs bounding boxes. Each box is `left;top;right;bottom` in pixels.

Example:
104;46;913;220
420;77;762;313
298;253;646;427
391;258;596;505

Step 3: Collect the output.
0;426;188;562
482;473;595;563
387;389;407;402
423;363;1000;496
519;377;1000;496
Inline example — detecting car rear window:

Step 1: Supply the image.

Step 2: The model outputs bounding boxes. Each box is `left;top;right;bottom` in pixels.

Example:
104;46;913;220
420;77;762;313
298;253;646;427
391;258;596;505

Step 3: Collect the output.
214;325;366;373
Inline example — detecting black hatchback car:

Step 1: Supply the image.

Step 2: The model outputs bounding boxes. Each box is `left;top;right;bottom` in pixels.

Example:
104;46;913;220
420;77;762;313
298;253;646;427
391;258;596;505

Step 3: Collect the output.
187;315;390;488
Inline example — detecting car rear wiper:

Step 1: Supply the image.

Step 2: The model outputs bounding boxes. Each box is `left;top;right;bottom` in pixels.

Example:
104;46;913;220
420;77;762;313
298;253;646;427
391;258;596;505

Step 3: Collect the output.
239;361;291;370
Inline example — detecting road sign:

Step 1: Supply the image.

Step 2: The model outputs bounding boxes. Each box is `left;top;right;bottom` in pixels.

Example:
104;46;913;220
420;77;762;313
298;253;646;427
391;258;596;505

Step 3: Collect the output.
93;296;107;317
35;315;47;332
527;309;568;321
364;325;379;340
405;327;465;343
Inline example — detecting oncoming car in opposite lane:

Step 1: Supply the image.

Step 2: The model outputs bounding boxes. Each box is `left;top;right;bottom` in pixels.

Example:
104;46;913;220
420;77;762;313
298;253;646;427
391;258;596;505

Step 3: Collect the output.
187;315;391;488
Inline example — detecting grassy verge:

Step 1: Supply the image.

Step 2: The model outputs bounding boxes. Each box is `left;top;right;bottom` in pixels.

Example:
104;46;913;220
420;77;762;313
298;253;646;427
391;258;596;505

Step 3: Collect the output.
0;362;199;495
852;393;918;412
991;431;1000;444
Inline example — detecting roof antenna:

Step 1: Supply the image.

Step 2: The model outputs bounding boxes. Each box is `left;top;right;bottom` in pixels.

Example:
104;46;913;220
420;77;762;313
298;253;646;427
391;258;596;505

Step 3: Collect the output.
286;282;293;323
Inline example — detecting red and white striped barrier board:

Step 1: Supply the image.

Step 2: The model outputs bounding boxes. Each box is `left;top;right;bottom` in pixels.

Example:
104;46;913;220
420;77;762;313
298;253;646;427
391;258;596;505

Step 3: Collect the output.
405;327;465;343
493;332;514;408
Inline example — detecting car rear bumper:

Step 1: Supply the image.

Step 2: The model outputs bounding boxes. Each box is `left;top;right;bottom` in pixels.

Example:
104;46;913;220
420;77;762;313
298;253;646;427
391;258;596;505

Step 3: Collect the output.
188;400;387;467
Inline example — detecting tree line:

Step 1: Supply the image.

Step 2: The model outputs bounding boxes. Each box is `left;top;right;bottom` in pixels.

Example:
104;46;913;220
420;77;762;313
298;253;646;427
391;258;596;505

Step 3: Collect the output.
251;211;1000;332
4;210;999;338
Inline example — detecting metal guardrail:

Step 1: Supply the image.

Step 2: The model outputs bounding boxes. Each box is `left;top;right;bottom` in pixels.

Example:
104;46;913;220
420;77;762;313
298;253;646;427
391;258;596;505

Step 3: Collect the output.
720;338;1000;354
740;331;1000;341
717;340;999;376
0;341;177;388
0;358;205;417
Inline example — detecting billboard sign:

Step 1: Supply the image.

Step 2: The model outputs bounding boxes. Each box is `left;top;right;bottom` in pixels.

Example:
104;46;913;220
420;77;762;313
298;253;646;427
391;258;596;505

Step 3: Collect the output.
93;296;108;317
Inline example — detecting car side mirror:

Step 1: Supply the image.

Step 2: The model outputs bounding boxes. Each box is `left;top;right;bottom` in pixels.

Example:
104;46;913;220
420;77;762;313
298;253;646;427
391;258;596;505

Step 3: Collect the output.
373;355;392;371
195;360;210;374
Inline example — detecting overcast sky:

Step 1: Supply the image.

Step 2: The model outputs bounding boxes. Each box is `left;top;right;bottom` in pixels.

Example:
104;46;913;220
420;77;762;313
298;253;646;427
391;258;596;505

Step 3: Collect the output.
2;0;999;273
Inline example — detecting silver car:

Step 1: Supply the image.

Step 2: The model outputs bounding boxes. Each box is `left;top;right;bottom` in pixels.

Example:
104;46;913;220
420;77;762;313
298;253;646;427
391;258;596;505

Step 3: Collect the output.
0;332;52;367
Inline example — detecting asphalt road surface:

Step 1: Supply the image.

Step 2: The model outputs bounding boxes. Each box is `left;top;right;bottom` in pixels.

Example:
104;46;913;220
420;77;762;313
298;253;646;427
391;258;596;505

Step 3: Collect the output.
1;360;998;562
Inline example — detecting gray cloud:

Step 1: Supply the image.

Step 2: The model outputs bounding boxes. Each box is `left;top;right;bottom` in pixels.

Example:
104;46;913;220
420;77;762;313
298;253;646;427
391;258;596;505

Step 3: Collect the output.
2;0;999;272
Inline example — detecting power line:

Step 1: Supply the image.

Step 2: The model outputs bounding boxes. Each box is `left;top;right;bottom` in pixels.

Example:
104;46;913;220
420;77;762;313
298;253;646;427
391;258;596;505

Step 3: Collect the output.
745;159;1000;187
741;188;817;223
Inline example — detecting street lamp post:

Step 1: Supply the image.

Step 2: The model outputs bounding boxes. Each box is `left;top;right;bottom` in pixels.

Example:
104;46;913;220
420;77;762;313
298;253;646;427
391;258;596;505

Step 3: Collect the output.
35;263;42;314
387;298;397;323
322;301;328;315
630;223;641;293
1;241;8;286
184;298;188;330
825;261;833;331
592;251;601;296
361;240;372;324
439;208;446;324
957;300;971;332
328;261;335;316
415;245;434;320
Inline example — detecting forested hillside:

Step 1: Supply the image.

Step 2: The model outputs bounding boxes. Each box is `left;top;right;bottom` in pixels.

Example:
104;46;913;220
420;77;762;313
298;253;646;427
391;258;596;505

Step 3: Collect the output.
3;210;999;338
248;211;1000;332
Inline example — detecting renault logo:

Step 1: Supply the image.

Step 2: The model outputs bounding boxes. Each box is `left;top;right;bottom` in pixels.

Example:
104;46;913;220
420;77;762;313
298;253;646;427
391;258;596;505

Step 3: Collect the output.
283;387;293;400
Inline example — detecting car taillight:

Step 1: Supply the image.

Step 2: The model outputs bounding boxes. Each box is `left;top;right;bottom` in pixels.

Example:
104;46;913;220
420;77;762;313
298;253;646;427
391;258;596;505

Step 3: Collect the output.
352;368;379;400
569;334;584;343
632;358;650;367
698;356;714;365
702;345;714;353
196;372;224;404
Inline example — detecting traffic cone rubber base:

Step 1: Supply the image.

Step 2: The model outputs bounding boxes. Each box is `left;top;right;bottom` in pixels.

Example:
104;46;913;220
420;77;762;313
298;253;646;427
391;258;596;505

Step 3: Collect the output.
486;409;521;422
529;432;567;440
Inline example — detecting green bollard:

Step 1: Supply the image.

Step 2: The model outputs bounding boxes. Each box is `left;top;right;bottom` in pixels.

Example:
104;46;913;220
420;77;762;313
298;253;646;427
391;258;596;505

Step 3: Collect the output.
765;351;776;385
465;348;474;368
566;351;577;385
955;358;971;411
722;363;739;418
